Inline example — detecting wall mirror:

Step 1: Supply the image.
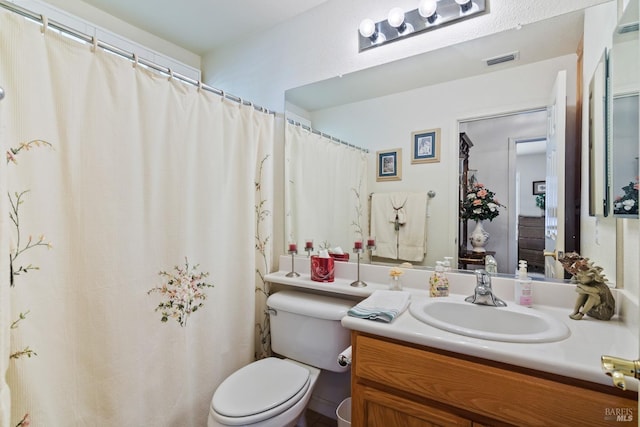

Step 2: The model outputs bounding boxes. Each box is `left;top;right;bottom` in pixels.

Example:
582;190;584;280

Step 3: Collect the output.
284;5;627;285
588;49;610;217
609;0;639;218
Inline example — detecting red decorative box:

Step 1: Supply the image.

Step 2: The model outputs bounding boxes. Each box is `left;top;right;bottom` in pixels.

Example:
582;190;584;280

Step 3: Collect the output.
311;255;335;282
329;253;350;262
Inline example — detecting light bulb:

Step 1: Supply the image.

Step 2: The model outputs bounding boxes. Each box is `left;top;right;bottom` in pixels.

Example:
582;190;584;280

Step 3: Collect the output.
358;18;376;38
418;0;438;23
387;7;405;28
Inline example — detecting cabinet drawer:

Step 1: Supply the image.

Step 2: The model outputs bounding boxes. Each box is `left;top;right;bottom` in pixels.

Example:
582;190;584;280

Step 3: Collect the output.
518;247;545;261
353;333;636;427
518;237;545;250
518;227;544;239
518;216;544;227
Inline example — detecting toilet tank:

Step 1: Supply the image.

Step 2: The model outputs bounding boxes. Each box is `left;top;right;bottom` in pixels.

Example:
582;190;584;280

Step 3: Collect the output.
267;290;354;373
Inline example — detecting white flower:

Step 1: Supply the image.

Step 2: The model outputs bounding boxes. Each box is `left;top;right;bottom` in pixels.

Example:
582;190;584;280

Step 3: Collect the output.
487;202;497;211
467;193;476;200
623;199;635;210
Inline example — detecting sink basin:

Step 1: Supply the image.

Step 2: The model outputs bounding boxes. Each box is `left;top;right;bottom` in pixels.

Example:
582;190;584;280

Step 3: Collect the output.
409;297;570;343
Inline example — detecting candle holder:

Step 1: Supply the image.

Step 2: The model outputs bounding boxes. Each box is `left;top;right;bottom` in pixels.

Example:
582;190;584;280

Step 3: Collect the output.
286;243;300;277
304;239;314;257
366;236;376;259
350;242;367;288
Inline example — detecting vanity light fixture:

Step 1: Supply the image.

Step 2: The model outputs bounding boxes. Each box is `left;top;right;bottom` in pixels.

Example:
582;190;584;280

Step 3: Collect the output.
387;7;413;35
418;0;438;24
358;18;385;44
455;0;474;13
358;0;486;52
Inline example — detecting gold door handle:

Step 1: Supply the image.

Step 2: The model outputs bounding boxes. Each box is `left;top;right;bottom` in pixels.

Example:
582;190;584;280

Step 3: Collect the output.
543;250;564;260
601;355;640;390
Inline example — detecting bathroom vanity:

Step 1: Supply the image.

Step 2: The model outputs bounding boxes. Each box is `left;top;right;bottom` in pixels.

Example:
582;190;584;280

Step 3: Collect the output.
266;256;639;426
350;332;635;426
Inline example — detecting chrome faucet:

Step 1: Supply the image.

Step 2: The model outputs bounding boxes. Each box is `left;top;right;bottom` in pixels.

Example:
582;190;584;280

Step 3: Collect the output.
465;269;507;307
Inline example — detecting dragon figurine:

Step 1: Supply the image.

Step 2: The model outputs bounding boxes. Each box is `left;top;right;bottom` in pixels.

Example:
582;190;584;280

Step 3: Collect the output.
559;252;615;321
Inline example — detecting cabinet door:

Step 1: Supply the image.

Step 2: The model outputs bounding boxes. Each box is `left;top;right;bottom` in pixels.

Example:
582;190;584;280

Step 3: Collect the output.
358;385;471;427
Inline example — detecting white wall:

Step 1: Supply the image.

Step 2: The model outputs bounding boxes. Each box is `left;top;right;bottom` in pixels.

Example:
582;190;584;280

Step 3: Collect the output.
518;153;547;217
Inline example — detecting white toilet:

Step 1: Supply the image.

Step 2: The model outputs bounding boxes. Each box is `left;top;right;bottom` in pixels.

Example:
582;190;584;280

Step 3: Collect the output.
208;290;354;427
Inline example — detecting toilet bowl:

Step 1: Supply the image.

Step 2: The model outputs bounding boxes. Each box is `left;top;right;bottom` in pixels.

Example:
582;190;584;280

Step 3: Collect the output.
208;358;320;427
207;290;353;427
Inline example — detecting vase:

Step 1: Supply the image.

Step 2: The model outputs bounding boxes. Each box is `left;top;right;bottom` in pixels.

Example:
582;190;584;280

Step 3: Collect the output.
469;220;490;253
389;275;403;291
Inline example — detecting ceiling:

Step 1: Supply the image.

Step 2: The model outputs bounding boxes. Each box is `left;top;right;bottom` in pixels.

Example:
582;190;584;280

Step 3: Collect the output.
80;0;329;54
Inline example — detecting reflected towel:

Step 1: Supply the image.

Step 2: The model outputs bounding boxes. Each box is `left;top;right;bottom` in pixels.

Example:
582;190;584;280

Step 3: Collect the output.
371;193;404;259
347;290;411;323
398;192;428;262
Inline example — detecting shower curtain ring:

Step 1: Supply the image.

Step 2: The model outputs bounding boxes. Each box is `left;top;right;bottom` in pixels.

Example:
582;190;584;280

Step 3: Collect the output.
40;15;48;33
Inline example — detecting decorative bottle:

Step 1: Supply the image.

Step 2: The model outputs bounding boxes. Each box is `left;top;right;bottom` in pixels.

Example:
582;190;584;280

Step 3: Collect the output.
514;260;533;307
429;261;449;298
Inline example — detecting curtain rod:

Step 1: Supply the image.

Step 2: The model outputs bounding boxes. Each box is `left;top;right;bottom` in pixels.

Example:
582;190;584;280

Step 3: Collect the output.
0;0;274;115
286;119;369;153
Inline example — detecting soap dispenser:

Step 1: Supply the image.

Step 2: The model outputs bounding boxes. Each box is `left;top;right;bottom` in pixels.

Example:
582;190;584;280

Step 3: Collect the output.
514;260;533;307
443;256;453;272
429;261;449;298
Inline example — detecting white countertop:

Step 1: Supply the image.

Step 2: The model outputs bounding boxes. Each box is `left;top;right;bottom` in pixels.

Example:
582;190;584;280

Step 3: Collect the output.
341;293;637;391
266;256;639;392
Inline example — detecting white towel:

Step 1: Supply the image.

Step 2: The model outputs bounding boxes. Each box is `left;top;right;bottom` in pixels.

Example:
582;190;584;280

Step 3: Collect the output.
398;192;428;262
370;193;400;259
371;192;428;261
347;290;411;323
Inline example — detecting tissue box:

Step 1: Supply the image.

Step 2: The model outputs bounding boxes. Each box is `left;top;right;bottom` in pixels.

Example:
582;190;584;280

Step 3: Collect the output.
329;253;350;262
311;255;335;282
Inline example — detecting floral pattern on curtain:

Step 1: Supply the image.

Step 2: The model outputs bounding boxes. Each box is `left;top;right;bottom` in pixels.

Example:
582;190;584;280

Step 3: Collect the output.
284;122;368;254
0;11;274;426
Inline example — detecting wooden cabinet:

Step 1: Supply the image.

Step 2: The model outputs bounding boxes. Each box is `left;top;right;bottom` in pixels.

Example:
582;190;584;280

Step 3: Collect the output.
351;332;637;427
517;215;545;273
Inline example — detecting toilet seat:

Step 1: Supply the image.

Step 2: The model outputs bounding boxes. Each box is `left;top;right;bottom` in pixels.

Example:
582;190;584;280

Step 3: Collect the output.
211;358;310;425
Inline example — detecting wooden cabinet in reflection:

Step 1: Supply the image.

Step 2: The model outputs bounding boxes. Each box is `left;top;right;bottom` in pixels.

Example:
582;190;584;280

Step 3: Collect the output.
518;215;544;273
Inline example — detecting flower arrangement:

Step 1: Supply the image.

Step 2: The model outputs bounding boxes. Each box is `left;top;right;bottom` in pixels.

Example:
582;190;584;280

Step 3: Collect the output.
536;193;545;210
148;258;214;327
613;179;639;215
461;181;505;222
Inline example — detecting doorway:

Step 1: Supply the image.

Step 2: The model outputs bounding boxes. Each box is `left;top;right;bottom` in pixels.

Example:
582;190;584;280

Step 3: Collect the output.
459;109;548;275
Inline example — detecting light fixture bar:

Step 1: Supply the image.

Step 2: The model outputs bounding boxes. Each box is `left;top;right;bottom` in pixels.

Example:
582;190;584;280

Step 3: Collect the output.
358;0;486;52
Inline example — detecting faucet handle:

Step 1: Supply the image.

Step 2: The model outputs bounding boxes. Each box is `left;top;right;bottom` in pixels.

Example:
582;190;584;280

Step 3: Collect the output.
475;269;491;287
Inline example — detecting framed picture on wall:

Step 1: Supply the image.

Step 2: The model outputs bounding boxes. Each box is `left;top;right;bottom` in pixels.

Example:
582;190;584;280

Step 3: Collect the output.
411;128;441;164
376;148;402;181
533;180;546;195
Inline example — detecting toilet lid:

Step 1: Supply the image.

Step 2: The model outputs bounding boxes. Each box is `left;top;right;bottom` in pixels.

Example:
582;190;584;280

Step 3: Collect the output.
212;357;310;418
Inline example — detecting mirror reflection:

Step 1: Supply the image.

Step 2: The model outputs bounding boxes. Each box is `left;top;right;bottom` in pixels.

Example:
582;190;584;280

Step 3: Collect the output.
285;3;638;286
610;0;639;218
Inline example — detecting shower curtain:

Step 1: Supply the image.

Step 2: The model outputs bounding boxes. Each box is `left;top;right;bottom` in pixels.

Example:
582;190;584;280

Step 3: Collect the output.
284;123;368;254
0;11;274;426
